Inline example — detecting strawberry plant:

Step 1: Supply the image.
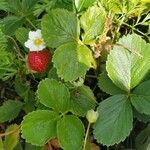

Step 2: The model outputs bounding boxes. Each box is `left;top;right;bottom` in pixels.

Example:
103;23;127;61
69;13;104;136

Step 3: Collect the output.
0;0;150;150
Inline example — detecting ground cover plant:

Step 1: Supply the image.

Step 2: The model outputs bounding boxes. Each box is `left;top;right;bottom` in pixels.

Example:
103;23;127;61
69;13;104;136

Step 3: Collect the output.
0;0;150;150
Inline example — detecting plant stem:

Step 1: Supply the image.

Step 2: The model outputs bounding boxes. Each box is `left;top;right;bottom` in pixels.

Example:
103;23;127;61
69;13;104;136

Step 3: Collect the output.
6;35;20;51
26;18;37;29
0;126;20;137
122;22;150;41
6;35;24;60
83;123;91;150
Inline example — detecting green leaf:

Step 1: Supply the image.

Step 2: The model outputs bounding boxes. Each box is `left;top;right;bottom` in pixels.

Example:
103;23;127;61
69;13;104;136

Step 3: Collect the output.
21;110;59;146
14;143;23;150
15;77;35;113
7;0;22;15
41;8;80;48
75;0;96;11
57;115;85;150
106;34;150;92
98;71;126;95
15;77;30;99
0;100;23;123
53;42;95;81
0;16;23;35
80;5;106;45
54;0;73;11
135;124;150;150
134;109;150;123
34;0;73;17
93;95;133;146
70;85;97;116
4;124;20;150
131;80;150;115
0;50;17;81
48;67;60;80
22;0;39;15
0;29;7;50
37;79;70;113
15;27;29;50
0;0;10;12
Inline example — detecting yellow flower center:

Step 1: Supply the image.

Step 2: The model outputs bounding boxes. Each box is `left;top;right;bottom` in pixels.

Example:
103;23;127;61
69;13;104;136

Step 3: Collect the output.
34;38;43;46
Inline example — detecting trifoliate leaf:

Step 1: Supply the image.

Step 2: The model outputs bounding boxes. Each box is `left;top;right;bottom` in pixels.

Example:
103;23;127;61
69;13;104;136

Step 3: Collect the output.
131;80;150;115
70;85;97;116
53;42;95;81
93;95;133;146
98;71;126;95
4;124;20;150
41;8;80;48
37;79;70;113
0;100;23;123
80;5;106;45
106;34;150;92
21;110;59;146
57;115;85;150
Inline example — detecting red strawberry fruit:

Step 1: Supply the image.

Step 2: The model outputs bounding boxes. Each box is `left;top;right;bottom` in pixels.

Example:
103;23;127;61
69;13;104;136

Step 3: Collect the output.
27;49;52;73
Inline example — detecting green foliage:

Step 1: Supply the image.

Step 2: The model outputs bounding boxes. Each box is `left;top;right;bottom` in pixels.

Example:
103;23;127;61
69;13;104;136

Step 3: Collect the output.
34;0;73;17
0;50;18;80
135;124;150;150
41;9;79;48
15;27;29;50
98;71;125;95
70;85;97;116
134;109;150;123
21;110;59;146
15;77;35;113
53;42;95;81
106;34;150;92
0;16;23;35
37;79;70;113
75;0;96;11
57;115;85;150
0;100;23;123
4;124;20;150
80;5;106;45
93;95;133;146
0;0;150;149
131;80;150;115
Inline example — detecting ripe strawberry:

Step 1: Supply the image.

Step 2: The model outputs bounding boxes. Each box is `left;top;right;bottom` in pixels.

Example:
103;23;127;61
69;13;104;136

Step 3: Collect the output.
27;49;52;73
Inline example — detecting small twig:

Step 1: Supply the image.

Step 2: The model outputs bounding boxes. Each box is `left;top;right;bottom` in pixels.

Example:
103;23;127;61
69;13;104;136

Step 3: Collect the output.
83;123;91;150
122;22;150;41
25;18;37;30
0;125;20;137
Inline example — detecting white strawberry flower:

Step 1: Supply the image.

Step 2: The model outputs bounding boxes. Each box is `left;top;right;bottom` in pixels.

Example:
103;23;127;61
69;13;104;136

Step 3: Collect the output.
25;29;46;51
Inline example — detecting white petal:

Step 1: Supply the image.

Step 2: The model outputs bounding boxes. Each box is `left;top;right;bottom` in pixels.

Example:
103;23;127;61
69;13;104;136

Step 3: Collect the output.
24;40;33;49
29;31;37;40
38;44;46;50
34;29;42;38
30;45;41;51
